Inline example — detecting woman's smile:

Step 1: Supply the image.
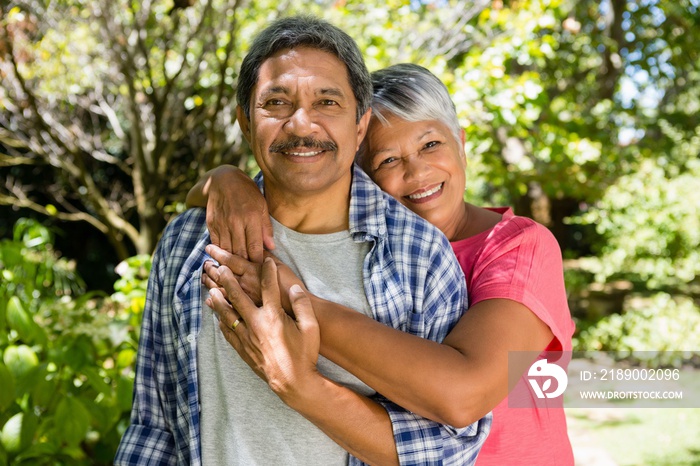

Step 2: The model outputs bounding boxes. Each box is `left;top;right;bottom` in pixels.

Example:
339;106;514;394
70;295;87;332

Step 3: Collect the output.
405;182;444;203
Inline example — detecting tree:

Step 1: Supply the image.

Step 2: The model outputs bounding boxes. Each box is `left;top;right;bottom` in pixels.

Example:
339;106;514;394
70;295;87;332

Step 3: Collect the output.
2;0;698;289
1;0;249;259
444;0;700;262
0;0;491;261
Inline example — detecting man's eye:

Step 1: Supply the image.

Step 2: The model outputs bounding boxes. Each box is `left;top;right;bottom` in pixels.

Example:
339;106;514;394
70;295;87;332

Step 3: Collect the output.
318;99;338;106
265;99;286;106
423;141;441;150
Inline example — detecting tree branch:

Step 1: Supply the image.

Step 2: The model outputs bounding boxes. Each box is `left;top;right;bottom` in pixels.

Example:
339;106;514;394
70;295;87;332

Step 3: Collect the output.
0;193;110;234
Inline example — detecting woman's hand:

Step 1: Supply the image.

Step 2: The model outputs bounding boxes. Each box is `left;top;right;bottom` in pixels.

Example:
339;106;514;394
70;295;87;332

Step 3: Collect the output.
206;258;321;401
186;165;275;263
203;244;305;312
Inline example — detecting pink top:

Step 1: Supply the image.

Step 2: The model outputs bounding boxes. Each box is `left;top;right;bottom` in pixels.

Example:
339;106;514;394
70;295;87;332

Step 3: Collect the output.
451;208;575;465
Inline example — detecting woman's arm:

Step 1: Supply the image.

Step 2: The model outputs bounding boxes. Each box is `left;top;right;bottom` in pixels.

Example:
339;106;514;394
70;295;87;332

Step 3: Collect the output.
203;245;553;429
193;166;557;429
312;295;552;428
208;259;398;466
186;164;274;263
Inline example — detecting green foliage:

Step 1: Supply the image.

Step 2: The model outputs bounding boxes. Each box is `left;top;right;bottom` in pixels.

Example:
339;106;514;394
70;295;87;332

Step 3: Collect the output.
573;158;700;289
3;0;698;291
0;219;148;464
575;293;700;367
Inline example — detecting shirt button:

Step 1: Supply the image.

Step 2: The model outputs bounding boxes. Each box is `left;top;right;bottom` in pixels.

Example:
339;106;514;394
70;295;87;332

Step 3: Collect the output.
187;334;195;343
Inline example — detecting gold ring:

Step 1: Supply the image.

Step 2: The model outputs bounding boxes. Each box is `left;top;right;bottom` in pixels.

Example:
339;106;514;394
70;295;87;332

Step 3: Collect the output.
231;319;240;330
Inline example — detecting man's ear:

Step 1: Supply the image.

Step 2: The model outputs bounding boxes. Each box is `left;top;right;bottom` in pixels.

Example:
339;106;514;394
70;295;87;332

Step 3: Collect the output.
355;108;372;151
236;106;251;142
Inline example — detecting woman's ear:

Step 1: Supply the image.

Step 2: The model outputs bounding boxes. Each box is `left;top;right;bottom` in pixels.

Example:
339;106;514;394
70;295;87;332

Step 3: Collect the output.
460;128;467;166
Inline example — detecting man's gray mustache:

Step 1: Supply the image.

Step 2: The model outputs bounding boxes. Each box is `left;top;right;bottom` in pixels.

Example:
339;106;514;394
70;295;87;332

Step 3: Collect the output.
269;137;337;153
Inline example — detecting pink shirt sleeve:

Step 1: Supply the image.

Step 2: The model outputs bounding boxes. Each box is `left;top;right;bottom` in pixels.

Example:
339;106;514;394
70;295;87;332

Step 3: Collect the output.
463;213;574;350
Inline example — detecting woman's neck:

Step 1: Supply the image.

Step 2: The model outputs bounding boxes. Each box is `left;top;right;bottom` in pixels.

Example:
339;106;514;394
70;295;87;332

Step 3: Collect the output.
447;203;502;242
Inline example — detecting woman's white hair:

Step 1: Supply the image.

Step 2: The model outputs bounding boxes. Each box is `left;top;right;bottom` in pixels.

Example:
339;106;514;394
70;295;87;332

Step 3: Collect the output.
358;63;462;168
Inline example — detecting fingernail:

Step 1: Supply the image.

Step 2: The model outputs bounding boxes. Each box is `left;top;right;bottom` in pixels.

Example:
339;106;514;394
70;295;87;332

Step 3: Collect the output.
290;284;303;295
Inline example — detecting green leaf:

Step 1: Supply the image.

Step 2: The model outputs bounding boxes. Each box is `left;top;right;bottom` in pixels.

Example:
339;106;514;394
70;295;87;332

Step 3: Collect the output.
5;298;35;343
0;414;22;454
12;441;59;462
2;345;38;380
82;367;112;397
117;375;135;413
116;348;136;368
55;397;90;447
0;412;38;455
28;366;55;409
0;298;7;336
0;364;15;411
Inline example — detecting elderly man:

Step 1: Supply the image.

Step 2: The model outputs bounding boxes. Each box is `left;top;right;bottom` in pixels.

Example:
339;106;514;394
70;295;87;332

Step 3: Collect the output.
116;15;489;466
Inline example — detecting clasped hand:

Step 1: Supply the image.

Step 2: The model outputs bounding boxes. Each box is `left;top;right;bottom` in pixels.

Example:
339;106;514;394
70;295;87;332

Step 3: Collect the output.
203;254;321;403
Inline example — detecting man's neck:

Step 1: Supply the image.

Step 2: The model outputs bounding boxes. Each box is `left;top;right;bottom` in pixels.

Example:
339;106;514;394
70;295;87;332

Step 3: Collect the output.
266;187;351;235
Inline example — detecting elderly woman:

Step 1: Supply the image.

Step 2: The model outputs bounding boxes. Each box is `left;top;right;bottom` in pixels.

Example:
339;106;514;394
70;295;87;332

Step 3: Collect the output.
189;64;575;465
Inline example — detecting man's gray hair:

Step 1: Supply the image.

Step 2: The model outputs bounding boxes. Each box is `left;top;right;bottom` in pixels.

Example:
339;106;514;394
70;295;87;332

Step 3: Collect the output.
369;63;462;144
236;15;372;124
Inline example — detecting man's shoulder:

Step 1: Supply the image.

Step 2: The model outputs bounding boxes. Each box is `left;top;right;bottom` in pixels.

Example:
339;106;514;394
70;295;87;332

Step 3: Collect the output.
156;208;209;261
350;165;450;252
383;195;447;245
162;207;207;238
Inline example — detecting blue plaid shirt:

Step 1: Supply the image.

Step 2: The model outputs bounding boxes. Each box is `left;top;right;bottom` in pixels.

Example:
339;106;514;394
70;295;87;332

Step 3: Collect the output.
115;165;491;466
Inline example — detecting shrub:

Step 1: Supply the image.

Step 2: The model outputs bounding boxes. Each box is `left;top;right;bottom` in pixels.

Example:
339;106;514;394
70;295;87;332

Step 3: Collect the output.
0;219;148;465
575;292;700;367
572;158;700;290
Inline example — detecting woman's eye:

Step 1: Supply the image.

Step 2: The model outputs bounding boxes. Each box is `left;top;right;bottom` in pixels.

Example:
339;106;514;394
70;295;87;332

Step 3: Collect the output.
423;141;441;150
377;156;398;168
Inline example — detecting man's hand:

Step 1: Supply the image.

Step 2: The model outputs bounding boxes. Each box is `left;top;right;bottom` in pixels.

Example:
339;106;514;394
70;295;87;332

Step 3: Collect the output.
205;258;321;402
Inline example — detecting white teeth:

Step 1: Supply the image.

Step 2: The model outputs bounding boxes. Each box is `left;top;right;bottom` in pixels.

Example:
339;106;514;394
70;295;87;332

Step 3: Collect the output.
408;183;443;200
285;150;323;157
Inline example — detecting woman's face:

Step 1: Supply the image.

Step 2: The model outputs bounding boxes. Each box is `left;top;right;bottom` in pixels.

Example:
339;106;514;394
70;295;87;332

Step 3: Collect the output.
364;113;467;236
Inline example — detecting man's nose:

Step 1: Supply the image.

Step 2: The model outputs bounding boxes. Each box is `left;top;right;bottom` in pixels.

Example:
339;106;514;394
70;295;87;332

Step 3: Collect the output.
283;107;315;137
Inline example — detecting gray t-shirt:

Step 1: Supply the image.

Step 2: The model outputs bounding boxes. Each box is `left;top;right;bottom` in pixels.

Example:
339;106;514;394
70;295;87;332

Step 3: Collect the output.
198;218;374;465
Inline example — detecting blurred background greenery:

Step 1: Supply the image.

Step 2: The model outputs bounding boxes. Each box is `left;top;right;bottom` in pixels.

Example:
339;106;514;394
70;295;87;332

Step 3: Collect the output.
0;0;698;464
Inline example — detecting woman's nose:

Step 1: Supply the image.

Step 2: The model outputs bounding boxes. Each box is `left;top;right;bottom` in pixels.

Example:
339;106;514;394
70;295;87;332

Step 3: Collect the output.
404;154;430;182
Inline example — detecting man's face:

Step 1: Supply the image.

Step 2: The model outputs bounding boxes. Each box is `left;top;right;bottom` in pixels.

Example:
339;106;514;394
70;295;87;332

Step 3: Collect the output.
238;46;370;201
